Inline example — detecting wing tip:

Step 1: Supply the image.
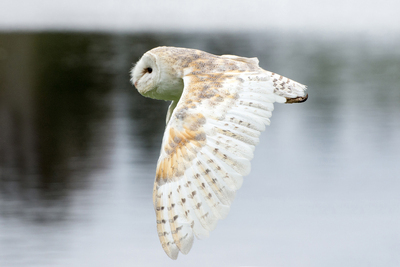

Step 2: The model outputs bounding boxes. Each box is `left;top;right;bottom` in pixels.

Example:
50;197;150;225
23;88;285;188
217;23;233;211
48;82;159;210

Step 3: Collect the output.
166;248;179;260
179;234;195;255
164;230;195;259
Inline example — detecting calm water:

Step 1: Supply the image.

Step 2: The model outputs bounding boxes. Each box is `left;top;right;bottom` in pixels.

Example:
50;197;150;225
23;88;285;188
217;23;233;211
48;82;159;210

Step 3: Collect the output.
0;32;399;267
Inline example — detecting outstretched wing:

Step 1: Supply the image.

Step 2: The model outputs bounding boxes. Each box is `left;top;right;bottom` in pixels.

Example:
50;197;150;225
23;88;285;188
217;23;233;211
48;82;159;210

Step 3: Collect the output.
153;67;306;259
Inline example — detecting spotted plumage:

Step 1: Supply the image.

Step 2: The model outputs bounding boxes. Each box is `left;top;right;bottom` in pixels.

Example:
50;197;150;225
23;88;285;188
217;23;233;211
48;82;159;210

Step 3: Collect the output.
131;46;308;259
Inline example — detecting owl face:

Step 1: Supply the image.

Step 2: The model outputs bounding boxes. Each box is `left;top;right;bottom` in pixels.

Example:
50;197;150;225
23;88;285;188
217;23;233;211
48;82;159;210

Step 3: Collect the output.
131;49;184;101
131;52;160;98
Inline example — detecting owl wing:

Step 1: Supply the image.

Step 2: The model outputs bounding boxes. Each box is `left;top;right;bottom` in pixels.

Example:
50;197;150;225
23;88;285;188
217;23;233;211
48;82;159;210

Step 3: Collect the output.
153;68;306;259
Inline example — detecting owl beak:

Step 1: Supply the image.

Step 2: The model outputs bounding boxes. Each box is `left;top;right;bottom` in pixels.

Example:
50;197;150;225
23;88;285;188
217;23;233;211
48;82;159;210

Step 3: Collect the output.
134;81;138;88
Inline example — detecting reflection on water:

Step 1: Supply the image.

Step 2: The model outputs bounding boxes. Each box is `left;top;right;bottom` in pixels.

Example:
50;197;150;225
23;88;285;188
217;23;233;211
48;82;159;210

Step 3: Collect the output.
0;32;399;267
0;33;113;222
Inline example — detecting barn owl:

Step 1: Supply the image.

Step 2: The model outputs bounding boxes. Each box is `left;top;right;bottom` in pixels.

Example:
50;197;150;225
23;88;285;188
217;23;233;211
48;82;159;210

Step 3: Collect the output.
131;47;307;259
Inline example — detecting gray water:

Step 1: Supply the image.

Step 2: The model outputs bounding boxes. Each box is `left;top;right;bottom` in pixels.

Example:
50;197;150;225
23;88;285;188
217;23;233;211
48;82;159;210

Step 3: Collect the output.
0;32;399;267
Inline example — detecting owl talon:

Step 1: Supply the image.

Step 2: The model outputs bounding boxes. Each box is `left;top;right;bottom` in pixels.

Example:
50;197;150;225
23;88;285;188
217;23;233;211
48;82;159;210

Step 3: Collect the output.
285;93;308;104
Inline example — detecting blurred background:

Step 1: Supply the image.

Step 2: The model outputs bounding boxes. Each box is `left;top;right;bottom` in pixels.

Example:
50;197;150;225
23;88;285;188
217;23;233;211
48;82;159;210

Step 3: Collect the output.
0;1;399;266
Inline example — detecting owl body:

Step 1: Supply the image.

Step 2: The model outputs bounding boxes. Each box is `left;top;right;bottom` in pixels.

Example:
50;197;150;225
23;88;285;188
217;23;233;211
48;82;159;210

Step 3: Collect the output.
132;47;258;100
131;47;307;259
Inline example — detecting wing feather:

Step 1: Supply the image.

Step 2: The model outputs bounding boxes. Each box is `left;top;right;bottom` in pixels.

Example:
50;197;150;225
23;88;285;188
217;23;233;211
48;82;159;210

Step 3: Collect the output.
194;149;236;203
154;184;179;259
189;157;231;219
202;145;244;191
183;168;218;232
152;67;306;259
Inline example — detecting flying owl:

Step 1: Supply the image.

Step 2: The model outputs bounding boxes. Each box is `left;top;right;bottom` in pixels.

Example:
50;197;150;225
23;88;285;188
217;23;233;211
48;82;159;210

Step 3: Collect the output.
131;47;307;259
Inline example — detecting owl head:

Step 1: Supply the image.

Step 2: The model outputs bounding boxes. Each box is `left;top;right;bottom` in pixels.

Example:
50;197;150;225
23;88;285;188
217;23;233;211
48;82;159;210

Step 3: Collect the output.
130;48;184;101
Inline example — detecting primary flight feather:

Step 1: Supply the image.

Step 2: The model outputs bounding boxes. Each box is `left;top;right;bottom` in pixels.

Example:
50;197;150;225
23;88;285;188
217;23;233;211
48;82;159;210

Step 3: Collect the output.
130;46;307;259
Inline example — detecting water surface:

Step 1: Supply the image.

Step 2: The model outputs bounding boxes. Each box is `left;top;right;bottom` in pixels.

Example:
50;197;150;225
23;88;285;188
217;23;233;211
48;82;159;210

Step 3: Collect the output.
0;32;399;267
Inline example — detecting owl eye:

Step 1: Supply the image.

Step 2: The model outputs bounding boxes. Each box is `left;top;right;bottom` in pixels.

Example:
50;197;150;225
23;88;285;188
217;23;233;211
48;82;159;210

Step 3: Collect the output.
147;67;153;73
